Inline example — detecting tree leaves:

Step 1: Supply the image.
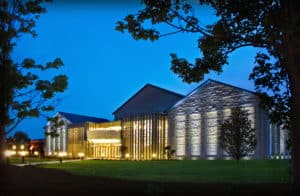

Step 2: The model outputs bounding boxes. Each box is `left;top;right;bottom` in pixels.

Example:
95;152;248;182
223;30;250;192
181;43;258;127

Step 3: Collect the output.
219;107;257;160
0;0;68;135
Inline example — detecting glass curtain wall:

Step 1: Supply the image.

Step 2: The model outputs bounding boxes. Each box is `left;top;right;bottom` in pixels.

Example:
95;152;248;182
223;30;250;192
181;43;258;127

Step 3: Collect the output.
122;114;168;160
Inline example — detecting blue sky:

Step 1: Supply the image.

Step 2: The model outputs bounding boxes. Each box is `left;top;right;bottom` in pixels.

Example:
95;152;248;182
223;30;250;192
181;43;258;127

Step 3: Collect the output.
11;1;260;139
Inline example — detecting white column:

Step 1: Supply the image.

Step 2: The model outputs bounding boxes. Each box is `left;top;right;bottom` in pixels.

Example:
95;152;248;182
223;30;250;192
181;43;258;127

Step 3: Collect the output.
175;115;186;157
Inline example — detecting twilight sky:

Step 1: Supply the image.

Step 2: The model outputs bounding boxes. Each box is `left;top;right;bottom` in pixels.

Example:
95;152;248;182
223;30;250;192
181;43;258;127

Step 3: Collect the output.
11;1;260;139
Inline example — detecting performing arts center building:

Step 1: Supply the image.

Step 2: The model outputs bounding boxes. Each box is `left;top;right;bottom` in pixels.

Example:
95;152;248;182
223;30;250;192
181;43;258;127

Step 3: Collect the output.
45;79;289;160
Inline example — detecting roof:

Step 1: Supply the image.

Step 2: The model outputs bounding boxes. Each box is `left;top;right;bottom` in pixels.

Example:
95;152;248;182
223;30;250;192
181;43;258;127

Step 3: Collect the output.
169;79;256;110
58;111;109;124
113;84;184;119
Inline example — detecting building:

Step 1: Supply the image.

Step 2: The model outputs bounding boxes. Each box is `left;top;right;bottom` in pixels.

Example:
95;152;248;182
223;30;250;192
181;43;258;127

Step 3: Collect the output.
113;80;288;160
28;139;45;156
168;79;268;159
45;79;289;160
68;121;121;159
113;84;184;160
45;111;109;156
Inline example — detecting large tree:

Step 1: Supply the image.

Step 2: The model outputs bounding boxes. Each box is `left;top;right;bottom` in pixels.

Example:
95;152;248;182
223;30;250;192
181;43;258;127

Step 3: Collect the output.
219;107;256;160
0;0;68;160
116;0;300;188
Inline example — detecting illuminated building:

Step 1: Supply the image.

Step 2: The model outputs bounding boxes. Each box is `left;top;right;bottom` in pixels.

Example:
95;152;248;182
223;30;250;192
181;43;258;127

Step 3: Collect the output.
68;121;121;159
45;80;289;160
169;79;270;159
113;84;184;160
45;112;108;156
28;139;44;156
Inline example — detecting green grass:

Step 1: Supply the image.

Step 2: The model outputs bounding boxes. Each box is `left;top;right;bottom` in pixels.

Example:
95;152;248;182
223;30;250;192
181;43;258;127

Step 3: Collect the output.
39;159;291;183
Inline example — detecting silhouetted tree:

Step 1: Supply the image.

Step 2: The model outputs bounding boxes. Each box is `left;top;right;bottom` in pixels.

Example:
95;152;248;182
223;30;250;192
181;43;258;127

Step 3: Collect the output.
219;107;256;160
0;0;68;160
12;131;30;146
116;0;300;187
164;145;176;160
120;145;128;159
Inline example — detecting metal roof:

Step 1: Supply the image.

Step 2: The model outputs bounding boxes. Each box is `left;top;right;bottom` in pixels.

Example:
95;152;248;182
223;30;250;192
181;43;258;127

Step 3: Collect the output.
58;111;109;124
113;84;184;119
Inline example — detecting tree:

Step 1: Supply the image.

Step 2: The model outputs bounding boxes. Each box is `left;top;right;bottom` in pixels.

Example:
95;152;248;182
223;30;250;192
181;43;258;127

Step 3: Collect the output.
219;107;256;160
116;0;300;188
6;131;30;150
0;0;68;160
164;145;176;160
11;131;30;146
120;145;128;159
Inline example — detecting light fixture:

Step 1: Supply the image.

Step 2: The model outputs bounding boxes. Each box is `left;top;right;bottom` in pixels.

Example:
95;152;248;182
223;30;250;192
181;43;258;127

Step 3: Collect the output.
78;152;85;159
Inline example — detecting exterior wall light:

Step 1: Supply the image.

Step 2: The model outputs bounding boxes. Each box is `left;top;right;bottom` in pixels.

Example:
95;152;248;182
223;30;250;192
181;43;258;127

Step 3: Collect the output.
152;153;157;160
78;152;85;160
125;153;130;160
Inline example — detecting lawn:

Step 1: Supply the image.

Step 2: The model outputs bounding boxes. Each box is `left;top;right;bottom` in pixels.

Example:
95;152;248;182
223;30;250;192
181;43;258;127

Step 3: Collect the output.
39;159;291;183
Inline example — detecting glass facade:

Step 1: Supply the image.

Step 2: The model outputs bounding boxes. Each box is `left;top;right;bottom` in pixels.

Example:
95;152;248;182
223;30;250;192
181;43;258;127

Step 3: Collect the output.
67;126;86;158
86;121;121;159
122;114;168;160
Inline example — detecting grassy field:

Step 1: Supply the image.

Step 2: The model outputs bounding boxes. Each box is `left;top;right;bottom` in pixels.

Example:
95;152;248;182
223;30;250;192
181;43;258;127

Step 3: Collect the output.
39;159;291;183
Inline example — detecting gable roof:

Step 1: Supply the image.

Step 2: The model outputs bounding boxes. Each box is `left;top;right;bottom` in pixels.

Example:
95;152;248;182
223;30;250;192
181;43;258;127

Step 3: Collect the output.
58;111;109;124
113;84;184;118
169;79;256;110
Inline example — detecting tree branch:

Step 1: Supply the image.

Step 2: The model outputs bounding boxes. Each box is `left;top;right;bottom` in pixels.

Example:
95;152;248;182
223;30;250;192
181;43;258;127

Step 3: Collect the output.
159;29;184;37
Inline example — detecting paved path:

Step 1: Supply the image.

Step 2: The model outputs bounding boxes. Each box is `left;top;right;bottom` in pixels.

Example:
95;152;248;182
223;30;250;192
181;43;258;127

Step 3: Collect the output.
12;159;81;167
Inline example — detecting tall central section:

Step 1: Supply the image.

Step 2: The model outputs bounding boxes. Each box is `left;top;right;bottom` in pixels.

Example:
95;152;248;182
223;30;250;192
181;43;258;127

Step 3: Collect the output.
113;84;184;160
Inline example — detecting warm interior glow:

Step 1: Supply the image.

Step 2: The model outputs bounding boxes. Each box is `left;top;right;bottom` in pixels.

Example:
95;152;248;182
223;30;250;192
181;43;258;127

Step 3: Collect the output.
34;151;39;156
78;152;85;157
125;153;130;158
12;145;16;150
58;152;67;157
19;151;27;156
95;126;122;131
20;145;25;150
89;139;121;144
4;150;16;157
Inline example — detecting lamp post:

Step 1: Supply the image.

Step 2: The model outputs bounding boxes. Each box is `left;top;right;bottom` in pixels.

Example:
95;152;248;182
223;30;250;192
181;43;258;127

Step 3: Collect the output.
58;152;67;163
19;150;27;164
4;150;16;165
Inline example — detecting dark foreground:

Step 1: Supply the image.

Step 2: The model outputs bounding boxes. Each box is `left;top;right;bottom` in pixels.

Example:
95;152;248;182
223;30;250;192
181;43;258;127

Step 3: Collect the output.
0;164;296;196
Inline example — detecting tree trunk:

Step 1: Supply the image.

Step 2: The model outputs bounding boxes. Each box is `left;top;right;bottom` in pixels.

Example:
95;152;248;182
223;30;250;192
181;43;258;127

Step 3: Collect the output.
288;60;300;192
0;123;6;161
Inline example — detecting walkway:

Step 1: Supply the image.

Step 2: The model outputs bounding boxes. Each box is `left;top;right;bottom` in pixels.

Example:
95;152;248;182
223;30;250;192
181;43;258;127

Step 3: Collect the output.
11;159;81;167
